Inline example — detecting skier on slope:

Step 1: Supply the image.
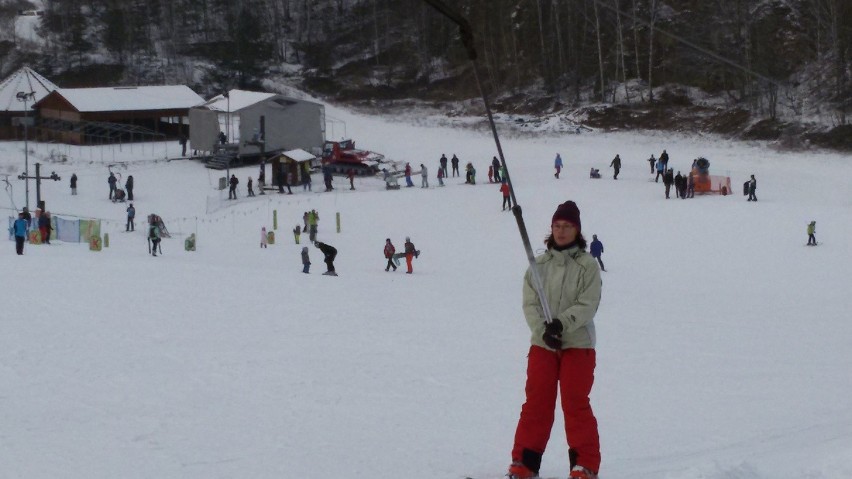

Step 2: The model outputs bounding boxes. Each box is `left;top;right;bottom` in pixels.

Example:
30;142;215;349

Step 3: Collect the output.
807;221;817;246
507;201;602;479
314;241;337;275
554;153;563;179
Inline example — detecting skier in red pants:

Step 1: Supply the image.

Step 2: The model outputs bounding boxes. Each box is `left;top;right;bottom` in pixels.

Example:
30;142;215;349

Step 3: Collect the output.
508;201;602;479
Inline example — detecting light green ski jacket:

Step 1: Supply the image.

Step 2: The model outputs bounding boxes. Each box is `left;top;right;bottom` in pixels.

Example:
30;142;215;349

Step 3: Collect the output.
523;246;602;350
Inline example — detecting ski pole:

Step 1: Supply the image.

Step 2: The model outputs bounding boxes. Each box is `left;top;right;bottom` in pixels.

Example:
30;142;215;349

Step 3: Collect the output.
422;0;554;323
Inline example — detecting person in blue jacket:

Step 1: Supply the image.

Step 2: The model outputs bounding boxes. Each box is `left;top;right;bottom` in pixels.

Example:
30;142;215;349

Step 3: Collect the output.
590;234;605;272
13;212;28;255
554;153;563;179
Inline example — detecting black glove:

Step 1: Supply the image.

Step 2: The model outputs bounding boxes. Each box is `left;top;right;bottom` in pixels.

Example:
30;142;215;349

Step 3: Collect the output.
542;318;563;350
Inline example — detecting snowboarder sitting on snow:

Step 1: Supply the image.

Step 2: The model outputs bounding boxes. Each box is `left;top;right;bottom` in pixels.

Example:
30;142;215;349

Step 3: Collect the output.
314;241;337;275
807;221;817;246
589;168;601;179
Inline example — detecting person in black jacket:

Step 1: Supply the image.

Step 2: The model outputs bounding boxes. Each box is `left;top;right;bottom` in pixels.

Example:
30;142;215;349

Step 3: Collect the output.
229;174;239;200
70;173;78;195
125;175;134;201
663;169;674;199
609;154;621;180
492;156;502;182
451;154;460;177
314;241;337;275
674;171;683;198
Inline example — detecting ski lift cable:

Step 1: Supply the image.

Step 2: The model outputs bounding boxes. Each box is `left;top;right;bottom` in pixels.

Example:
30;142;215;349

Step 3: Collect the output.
591;0;785;89
2;175;19;212
422;0;555;324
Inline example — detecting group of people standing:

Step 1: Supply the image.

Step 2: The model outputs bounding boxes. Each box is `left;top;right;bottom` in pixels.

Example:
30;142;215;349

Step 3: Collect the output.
10;207;53;254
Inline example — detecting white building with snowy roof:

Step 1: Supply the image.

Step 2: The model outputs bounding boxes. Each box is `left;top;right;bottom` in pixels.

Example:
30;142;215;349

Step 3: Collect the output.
188;89;325;161
0;66;58;139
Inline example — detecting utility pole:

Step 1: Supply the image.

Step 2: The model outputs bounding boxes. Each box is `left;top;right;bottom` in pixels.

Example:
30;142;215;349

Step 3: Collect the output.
18;163;61;211
16;91;36;211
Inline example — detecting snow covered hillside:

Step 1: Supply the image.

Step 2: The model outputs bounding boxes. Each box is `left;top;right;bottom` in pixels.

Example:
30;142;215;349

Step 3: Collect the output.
1;101;851;479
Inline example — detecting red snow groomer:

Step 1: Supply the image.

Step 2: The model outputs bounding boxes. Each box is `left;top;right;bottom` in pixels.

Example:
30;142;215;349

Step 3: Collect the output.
321;139;385;176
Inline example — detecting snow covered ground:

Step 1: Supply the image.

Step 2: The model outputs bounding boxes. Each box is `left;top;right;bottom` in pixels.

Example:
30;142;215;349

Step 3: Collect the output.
1;100;851;479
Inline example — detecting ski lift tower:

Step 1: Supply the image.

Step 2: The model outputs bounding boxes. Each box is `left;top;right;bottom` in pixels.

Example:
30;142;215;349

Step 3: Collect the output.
16;91;35;211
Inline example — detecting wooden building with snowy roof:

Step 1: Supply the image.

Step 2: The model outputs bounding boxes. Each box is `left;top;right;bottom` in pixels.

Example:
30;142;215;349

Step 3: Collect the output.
32;85;205;145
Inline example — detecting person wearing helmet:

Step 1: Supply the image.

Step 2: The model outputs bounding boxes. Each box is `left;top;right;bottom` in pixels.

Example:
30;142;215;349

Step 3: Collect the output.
404;236;417;274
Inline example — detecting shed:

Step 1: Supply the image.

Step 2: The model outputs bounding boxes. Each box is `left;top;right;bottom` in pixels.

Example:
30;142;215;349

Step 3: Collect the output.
33;85;205;144
271;148;318;187
189;89;325;160
0;66;58;140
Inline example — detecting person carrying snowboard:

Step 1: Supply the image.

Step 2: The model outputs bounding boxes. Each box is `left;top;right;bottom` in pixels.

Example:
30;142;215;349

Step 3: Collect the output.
314;241;337;275
404;236;417;274
507;201;602;479
747;174;757;201
807;221;817;246
384;238;397;272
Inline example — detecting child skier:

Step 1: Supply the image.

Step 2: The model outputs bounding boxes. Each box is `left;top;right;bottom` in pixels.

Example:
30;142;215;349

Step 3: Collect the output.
260;227;268;248
301;246;311;273
293;225;301;244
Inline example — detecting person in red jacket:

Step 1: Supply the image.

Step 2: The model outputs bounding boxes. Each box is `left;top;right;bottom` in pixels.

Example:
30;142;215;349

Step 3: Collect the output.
500;181;512;211
383;238;397;272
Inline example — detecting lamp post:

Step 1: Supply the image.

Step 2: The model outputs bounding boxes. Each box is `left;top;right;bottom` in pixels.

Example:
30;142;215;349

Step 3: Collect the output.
16;91;35;212
223;90;230;143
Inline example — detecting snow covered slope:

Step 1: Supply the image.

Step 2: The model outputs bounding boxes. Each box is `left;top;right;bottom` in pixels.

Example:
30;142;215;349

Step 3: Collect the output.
1;101;851;479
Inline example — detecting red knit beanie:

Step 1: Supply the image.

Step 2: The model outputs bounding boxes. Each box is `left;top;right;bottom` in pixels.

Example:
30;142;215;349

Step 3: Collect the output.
552;201;581;231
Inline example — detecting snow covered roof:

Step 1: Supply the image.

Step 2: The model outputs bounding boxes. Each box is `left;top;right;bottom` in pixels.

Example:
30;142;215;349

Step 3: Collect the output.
282;149;316;162
203;89;277;113
43;85;205;112
0;66;58;112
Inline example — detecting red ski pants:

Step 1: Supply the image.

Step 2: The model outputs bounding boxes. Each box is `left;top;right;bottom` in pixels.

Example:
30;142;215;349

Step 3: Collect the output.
512;345;600;473
405;253;414;273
